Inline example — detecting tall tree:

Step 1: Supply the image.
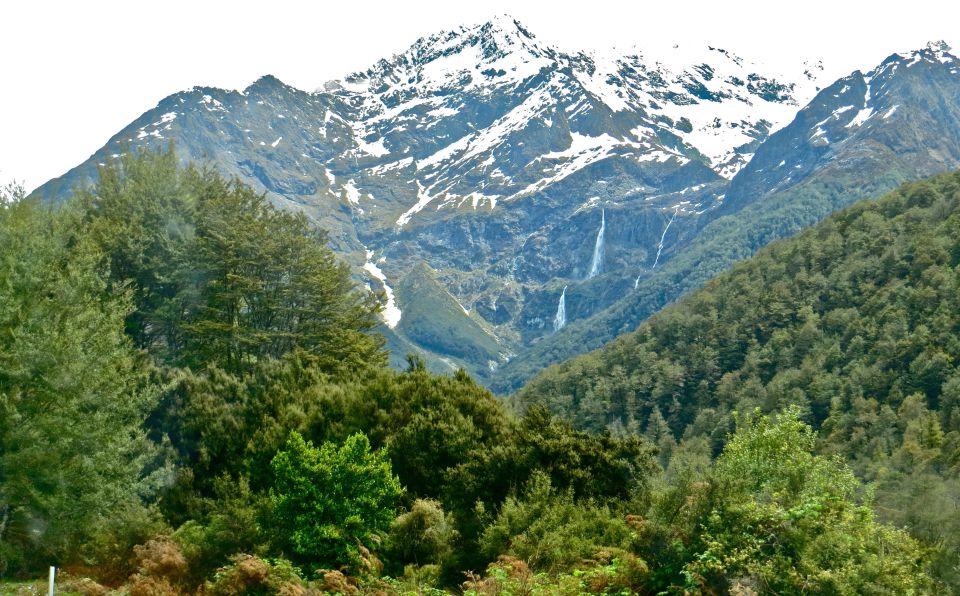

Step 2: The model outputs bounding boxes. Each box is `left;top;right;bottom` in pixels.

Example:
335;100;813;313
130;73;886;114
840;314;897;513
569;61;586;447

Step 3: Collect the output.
79;147;194;355
81;147;385;374
0;191;160;574
182;174;383;374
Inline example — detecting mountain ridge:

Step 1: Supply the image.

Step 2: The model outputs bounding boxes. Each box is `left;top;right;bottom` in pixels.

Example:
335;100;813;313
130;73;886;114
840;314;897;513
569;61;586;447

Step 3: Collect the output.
486;39;960;392
31;18;960;386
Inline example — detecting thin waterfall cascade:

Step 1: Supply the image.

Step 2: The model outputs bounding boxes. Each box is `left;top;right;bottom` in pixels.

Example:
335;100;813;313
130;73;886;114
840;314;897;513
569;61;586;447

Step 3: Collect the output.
634;207;678;289
587;208;605;279
553;285;568;332
651;207;678;270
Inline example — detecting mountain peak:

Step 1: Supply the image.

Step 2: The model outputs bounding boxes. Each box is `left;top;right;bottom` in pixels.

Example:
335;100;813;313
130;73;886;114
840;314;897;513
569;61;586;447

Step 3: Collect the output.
330;14;554;96
886;40;957;69
478;14;537;43
913;39;955;62
442;13;549;63
248;74;285;89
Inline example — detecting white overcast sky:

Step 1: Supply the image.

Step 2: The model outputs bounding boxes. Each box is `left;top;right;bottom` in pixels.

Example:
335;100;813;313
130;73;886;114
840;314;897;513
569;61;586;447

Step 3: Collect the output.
1;0;957;192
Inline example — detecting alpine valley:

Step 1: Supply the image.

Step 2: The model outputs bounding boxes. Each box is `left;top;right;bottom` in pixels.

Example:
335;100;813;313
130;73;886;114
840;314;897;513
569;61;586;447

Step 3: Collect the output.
33;16;960;390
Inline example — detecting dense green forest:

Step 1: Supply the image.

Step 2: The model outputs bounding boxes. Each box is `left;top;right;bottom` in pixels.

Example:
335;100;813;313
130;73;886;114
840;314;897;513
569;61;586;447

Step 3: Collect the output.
518;169;960;590
0;150;950;593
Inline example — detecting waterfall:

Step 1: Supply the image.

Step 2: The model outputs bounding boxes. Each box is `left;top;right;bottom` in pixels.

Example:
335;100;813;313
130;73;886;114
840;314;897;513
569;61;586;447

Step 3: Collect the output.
634;207;678;289
553;286;567;332
651;207;678;270
587;208;605;279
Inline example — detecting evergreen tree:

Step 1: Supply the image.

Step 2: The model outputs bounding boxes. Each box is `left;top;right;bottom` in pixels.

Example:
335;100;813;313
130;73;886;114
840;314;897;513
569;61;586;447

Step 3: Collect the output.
79;147;194;354
0;192;160;574
80;147;385;374
182;174;384;374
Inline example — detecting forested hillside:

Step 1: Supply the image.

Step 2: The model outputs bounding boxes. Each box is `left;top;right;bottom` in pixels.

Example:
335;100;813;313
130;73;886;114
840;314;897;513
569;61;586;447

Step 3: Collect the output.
0;152;947;594
517;169;960;588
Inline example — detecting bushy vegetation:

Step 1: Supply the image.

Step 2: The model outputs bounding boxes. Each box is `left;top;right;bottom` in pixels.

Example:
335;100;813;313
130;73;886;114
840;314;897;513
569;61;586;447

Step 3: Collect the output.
0;183;163;576
0;152;951;593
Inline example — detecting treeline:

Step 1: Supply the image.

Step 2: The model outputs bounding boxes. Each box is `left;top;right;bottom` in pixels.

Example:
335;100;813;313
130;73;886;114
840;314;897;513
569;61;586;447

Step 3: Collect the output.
517;169;960;589
0;151;942;593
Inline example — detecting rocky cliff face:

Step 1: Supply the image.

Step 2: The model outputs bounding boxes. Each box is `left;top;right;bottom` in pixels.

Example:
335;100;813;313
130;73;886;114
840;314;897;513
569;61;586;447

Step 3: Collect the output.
34;18;960;385
724;40;960;213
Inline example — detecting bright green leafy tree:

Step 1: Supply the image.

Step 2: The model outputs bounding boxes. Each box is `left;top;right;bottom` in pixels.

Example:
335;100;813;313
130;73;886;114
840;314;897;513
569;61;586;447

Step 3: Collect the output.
271;432;402;572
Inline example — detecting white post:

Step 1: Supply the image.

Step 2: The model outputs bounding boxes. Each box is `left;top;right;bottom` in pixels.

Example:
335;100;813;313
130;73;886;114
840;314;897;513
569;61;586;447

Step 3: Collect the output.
48;566;55;596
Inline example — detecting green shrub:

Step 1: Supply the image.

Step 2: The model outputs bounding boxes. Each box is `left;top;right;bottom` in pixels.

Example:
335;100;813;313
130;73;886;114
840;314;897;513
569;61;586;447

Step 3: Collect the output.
384;499;458;573
172;475;271;586
479;472;633;574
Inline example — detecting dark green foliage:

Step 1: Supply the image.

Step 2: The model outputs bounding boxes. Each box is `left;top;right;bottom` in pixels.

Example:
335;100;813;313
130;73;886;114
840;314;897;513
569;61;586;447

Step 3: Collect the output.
162;353;655;578
445;405;654;517
80;148;384;375
478;472;634;574
337;364;512;501
155;353;512;535
439;404;656;574
270;432;402;572
157;349;655;581
0;189;161;574
153;354;347;522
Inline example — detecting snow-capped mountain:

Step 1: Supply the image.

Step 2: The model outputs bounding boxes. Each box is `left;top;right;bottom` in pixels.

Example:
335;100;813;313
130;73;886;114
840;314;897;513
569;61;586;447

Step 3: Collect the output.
33;19;960;387
316;15;823;225
723;40;960;212
489;40;960;393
